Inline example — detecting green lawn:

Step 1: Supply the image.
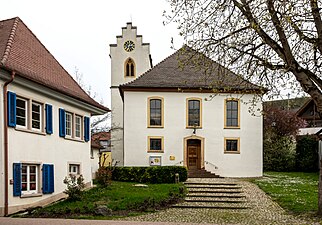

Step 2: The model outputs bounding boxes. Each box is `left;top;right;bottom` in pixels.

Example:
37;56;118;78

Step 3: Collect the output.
252;172;318;214
28;181;185;218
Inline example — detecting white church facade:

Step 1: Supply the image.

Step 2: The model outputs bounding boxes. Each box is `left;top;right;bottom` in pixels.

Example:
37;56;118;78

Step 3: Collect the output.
110;23;263;177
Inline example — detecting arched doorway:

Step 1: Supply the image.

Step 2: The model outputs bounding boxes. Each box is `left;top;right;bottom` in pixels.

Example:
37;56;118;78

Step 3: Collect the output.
184;136;204;170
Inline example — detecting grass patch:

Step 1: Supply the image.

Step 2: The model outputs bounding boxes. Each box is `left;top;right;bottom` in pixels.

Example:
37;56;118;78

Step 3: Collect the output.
252;172;318;214
26;181;185;219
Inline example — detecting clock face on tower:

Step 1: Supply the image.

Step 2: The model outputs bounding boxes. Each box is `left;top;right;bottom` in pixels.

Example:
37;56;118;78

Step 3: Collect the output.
123;40;135;52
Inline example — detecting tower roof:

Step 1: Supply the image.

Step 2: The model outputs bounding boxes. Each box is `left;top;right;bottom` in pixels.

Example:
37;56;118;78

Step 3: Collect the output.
120;46;264;94
0;17;109;114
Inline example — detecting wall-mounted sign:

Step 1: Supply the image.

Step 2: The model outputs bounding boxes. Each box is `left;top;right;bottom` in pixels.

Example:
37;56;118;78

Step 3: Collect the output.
149;156;161;166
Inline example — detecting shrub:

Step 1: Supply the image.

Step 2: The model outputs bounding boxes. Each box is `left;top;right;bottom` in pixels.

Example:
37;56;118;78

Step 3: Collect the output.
95;160;118;186
263;136;296;171
296;135;319;172
63;174;85;201
112;166;188;183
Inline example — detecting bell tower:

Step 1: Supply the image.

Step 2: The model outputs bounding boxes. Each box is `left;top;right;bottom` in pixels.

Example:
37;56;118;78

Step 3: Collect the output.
109;23;152;165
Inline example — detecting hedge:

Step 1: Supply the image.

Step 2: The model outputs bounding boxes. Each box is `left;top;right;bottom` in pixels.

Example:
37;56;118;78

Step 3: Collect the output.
112;166;188;183
296;135;319;172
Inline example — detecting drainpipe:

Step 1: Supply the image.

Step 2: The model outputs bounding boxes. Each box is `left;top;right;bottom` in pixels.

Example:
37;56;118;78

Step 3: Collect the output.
3;71;15;216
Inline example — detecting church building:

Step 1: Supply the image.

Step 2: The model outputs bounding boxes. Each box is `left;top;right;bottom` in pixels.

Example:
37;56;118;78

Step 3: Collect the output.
110;23;263;177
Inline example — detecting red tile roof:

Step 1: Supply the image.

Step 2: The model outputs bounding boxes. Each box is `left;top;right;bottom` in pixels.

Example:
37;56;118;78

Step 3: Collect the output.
91;131;110;149
0;17;109;113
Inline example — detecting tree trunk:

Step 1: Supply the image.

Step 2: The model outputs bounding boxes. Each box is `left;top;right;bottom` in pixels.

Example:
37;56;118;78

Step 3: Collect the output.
319;158;322;215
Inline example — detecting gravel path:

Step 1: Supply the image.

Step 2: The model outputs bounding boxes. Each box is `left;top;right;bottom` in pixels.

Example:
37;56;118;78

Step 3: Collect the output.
120;178;320;225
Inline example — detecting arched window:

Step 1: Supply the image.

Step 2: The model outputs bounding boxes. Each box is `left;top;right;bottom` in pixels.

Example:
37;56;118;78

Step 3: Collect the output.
186;98;202;128
225;99;240;128
148;97;164;127
124;58;135;77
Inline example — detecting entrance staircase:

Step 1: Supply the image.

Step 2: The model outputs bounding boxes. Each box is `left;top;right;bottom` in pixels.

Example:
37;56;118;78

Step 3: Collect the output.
188;169;220;178
173;179;249;209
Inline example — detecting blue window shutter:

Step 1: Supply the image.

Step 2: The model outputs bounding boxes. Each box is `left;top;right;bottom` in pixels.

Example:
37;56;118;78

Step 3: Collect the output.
13;163;21;196
84;116;90;142
45;104;53;134
7;91;16;127
42;164;54;194
59;108;65;137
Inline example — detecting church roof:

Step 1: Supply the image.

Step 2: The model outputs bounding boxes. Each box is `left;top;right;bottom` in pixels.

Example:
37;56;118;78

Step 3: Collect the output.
120;46;264;93
0;17;109;113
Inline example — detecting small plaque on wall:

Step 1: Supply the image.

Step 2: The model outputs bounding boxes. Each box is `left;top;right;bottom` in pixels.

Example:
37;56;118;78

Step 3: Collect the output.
149;156;161;166
169;155;175;161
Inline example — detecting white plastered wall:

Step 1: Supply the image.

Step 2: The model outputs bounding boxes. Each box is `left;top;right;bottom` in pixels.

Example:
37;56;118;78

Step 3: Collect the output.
110;23;151;165
123;91;263;177
0;75;93;215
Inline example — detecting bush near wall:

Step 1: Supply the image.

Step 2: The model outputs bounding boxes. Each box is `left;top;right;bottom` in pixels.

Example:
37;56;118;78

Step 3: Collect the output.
112;166;188;183
263;136;296;172
296;135;319;172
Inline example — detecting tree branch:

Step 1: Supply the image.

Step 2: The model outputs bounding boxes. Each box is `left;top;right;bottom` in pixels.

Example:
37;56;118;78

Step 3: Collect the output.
310;0;322;53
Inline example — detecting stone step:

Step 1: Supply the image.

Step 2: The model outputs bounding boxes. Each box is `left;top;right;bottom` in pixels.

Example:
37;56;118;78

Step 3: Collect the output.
185;198;246;204
187;169;220;178
184;182;237;186
187;193;246;198
186;185;242;189
188;189;243;194
173;202;249;209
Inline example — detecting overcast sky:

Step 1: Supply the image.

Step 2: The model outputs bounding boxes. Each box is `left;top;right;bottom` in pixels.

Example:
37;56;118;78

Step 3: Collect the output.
1;0;183;108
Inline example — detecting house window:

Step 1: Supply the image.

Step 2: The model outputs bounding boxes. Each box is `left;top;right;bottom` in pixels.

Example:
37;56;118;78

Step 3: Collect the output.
225;99;240;128
124;58;135;77
224;138;240;154
32;101;42;130
69;164;80;175
65;112;73;137
75;115;82;138
60;109;88;141
21;164;38;195
16;97;27;128
13;163;54;196
148;97;163;127
148;136;164;152
187;98;202;128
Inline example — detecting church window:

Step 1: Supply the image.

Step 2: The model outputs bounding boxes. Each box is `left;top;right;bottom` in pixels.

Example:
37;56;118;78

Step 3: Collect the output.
224;138;240;154
124;58;135;77
225;99;240;128
148;97;164;128
148;136;164;152
187;98;202;128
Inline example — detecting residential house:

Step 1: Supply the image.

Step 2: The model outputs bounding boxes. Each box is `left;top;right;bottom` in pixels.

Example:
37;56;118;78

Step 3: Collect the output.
264;97;320;135
110;23;264;177
91;131;111;178
0;17;109;216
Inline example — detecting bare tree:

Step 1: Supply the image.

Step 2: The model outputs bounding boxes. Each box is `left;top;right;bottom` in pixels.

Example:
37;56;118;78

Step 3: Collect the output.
73;67;110;133
166;0;322;214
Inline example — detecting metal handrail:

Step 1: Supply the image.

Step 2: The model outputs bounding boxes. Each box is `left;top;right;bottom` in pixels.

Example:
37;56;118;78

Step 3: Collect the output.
204;160;218;169
174;160;184;166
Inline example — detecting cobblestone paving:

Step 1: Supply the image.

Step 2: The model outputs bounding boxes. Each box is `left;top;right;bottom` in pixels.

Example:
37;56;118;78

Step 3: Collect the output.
121;178;321;225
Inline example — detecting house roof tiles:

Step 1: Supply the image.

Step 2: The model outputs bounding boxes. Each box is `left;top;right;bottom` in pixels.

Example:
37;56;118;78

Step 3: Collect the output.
0;17;109;113
91;131;110;149
120;46;264;92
